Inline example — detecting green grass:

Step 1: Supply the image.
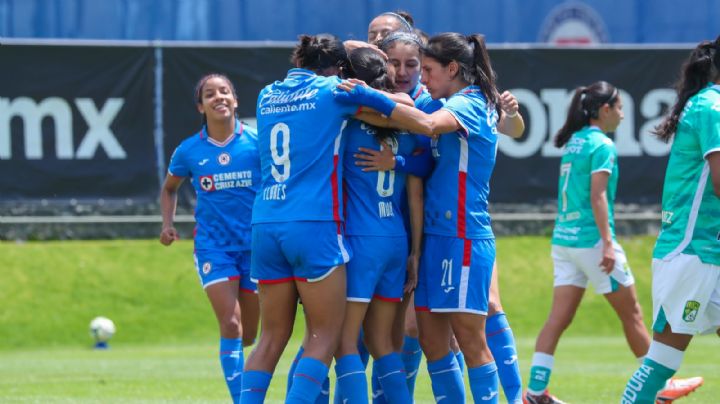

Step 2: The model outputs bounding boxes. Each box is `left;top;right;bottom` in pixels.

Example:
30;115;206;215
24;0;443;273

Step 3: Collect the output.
0;237;717;402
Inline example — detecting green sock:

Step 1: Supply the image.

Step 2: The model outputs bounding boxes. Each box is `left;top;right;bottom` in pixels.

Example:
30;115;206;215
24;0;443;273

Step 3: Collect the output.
622;358;676;404
527;352;554;394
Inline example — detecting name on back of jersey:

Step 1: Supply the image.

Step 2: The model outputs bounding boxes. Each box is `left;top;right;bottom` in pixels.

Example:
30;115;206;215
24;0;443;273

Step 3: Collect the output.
259;88;318;115
564;137;586;154
198;170;253;192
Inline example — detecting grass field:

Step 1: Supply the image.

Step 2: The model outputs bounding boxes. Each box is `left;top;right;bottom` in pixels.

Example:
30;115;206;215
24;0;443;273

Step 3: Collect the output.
0;237;717;402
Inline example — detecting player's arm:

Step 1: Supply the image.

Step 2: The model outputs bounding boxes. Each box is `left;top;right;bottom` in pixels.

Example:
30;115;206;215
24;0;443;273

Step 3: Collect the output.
353;140;433;177
160;174;184;246
709;151;720;197
337;79;459;136
404;175;424;293
590;171;615;274
497;90;525;139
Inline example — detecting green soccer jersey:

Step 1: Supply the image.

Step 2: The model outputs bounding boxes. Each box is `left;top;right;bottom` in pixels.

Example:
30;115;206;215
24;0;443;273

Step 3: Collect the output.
552;126;618;248
653;84;720;265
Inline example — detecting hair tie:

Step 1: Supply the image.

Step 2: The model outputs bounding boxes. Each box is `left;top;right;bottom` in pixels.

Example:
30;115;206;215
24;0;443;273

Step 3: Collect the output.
380;12;413;32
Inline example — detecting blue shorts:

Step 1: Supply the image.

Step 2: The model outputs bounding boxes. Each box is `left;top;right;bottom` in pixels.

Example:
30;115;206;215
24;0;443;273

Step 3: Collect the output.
415;235;495;315
346;235;407;303
251;221;352;284
194;249;256;293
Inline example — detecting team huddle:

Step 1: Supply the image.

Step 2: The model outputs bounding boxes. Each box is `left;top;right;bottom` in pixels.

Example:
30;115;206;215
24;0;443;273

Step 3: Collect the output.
159;10;720;404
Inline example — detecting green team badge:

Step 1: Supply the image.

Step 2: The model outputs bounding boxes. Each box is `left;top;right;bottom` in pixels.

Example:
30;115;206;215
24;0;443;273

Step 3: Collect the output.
683;301;700;322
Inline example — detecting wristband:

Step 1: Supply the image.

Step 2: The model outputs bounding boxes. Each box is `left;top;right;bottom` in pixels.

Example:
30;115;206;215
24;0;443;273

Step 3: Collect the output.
505;110;519;118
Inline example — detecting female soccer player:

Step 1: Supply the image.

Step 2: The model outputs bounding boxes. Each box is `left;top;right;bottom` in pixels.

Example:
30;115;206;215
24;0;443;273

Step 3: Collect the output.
337;32;510;403
160;74;260;404
241;34;411;404
367;11;413;45
355;31;525;403
621;36;719;404
333;47;420;404
525;80;701;404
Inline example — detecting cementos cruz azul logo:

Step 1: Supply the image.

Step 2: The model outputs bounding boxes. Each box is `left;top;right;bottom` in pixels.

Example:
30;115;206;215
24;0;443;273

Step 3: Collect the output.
538;1;609;45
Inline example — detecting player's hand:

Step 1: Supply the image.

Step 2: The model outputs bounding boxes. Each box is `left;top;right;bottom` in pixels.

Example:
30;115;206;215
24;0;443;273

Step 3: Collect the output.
404;253;419;294
599;240;615;274
336;78;368;92
343;40;388;60
354;142;395;172
499;90;519;116
160;227;179;246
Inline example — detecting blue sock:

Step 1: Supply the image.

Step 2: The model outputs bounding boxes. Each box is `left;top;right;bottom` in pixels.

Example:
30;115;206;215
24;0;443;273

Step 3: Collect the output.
287;357;330;403
288;346;305;394
240;370;272;404
335;354;368;403
376;353;412;404
486;313;522;403
468;361;499;403
371;360;387;404
401;336;422;396
358;329;370;369
455;351;465;375
315;377;330;404
427;351;465;402
220;338;243;404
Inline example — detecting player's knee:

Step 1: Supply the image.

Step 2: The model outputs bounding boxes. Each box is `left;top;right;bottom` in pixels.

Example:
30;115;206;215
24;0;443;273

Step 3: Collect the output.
419;332;448;359
487;300;503;315
365;332;393;358
404;321;419;338
242;333;257;347
546;313;575;332
219;317;242;339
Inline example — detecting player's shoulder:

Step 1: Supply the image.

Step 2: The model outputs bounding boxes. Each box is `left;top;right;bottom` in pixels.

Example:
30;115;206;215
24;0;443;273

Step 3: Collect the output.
691;85;720;116
174;131;204;153
240;121;259;140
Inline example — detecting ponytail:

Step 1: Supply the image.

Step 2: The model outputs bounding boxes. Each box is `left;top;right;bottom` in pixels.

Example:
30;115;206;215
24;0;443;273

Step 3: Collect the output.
467;34;500;115
554;81;618;148
555;87;589;147
655;37;720;142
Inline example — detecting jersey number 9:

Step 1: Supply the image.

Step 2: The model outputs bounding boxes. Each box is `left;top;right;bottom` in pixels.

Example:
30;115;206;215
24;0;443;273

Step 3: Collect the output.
270;123;291;182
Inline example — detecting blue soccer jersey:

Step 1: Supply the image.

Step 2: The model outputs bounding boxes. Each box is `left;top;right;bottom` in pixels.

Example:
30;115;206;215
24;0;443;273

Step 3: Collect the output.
410;82;443;113
168;120;260;251
424;86;499;240
343;120;416;237
252;68;358;224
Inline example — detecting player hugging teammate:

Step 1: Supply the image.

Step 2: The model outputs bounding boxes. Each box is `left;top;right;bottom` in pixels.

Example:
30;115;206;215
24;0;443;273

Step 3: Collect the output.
162;10;717;404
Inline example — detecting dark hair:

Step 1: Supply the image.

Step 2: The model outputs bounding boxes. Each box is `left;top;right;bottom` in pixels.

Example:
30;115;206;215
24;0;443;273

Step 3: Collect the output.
413;28;430;46
342;48;397;143
423;33;500;115
554;81;619;148
378;11;413;32
394;10;414;28
193;73;237;126
655;36;720;142
291;33;349;74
